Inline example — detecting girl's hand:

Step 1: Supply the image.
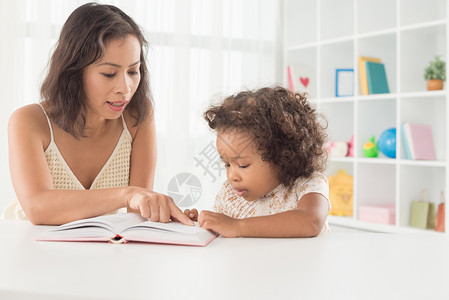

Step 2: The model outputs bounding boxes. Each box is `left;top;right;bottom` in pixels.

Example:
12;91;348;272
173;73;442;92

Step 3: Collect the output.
183;208;199;221
127;187;194;225
198;210;240;237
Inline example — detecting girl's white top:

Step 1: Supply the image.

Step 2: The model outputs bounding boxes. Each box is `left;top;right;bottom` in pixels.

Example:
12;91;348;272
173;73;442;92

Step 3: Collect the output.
214;172;331;234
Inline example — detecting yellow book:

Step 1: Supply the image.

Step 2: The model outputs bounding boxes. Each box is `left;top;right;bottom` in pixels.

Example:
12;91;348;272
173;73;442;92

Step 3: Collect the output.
358;56;381;95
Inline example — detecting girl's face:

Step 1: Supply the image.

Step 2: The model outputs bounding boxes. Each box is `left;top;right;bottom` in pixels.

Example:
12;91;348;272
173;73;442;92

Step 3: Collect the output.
83;34;141;119
217;130;281;201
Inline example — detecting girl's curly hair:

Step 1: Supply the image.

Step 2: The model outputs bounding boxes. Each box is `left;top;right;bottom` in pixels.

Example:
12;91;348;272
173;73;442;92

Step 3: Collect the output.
204;86;328;188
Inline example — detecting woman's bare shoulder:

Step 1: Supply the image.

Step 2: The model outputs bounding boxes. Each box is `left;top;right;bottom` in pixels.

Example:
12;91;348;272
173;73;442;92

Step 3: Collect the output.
123;110;154;139
9;104;51;143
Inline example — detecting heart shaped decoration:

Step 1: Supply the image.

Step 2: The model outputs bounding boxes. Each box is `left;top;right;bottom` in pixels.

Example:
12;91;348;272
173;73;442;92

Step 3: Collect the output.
300;77;309;88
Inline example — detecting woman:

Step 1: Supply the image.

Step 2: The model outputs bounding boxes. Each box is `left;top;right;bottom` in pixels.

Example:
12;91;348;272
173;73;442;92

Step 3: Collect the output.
3;3;192;226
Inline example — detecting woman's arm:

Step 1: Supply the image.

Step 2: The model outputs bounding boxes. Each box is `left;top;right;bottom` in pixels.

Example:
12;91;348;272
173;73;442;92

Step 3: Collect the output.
126;111;156;214
9;105;191;225
127;111;157;189
8;106;125;224
199;193;329;238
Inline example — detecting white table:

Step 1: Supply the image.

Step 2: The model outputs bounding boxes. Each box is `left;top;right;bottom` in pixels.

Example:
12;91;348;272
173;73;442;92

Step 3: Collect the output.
0;220;448;300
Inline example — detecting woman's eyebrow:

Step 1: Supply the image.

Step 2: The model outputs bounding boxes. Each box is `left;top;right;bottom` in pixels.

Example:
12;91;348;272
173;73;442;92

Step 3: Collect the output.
97;61;141;68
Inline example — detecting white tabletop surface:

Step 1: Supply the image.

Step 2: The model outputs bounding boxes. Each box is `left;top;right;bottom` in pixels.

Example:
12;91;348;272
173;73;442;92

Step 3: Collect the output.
0;219;448;300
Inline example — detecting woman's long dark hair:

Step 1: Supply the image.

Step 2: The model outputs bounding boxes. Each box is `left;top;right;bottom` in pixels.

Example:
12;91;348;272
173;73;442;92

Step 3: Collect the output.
40;2;152;138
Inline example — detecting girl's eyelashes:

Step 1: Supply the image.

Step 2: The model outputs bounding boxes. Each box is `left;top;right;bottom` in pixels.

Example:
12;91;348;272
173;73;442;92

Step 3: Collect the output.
223;162;249;169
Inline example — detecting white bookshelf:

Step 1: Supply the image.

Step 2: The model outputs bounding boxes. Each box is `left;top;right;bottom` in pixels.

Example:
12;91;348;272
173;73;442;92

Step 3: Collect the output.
283;0;448;235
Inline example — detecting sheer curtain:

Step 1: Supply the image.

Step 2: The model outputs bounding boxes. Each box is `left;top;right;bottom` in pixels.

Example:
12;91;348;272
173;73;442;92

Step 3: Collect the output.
0;0;282;211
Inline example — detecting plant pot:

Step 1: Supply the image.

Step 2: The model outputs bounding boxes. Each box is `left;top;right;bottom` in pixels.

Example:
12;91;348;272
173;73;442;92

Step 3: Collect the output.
427;79;444;91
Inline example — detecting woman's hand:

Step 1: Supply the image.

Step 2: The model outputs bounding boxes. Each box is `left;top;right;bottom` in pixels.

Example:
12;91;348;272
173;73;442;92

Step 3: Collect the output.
127;187;194;225
183;208;199;222
199;210;240;237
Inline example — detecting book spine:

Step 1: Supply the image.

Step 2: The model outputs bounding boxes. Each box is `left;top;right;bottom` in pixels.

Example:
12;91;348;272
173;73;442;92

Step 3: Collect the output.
401;123;412;160
404;123;416;159
358;57;369;95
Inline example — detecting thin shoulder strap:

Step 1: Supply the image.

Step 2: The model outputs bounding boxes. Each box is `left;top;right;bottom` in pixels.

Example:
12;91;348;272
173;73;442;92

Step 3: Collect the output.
38;103;54;142
121;114;132;139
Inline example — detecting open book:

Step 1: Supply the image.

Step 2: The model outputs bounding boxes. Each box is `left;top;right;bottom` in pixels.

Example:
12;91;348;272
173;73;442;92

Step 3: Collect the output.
36;213;218;246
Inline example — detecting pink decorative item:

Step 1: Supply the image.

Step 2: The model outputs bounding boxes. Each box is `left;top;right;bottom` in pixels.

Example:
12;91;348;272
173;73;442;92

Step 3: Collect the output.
358;204;396;225
300;77;309;88
287;66;295;92
324;141;348;157
347;134;354;157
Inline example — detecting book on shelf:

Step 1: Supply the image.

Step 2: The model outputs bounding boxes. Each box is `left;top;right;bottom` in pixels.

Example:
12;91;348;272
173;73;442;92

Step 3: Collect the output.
36;213;218;246
401;122;437;160
401;123;413;160
365;61;389;94
358;56;381;95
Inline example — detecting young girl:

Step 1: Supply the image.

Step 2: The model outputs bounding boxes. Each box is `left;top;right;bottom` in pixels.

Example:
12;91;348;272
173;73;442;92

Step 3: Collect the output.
2;3;192;226
185;86;330;237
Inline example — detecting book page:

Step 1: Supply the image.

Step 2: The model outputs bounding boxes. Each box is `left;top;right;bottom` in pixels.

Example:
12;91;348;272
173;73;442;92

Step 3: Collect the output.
47;213;147;235
122;220;206;235
121;221;217;246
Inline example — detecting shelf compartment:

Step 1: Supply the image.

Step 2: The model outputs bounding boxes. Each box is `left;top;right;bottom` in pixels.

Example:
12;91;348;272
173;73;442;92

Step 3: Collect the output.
357;99;396;159
400;0;446;27
399;165;445;229
400;24;446;93
284;0;317;47
319;101;354;142
320;41;354;98
356;163;396;220
357;0;396;34
358;33;397;95
399;95;446;161
286;47;317;96
320;0;353;40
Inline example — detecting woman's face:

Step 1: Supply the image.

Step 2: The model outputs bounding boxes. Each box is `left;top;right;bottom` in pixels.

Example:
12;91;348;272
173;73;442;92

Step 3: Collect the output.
83;34;141;119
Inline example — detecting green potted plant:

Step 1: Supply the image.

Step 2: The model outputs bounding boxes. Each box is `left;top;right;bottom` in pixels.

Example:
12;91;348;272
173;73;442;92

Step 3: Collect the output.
424;56;446;90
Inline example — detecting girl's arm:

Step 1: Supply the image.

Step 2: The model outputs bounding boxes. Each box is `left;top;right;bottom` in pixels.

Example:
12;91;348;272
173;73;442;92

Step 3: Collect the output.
199;193;329;238
9;105;191;225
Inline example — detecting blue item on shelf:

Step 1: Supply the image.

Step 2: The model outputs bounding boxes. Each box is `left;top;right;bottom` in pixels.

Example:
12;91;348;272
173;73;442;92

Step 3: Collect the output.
377;128;396;158
366;61;390;94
